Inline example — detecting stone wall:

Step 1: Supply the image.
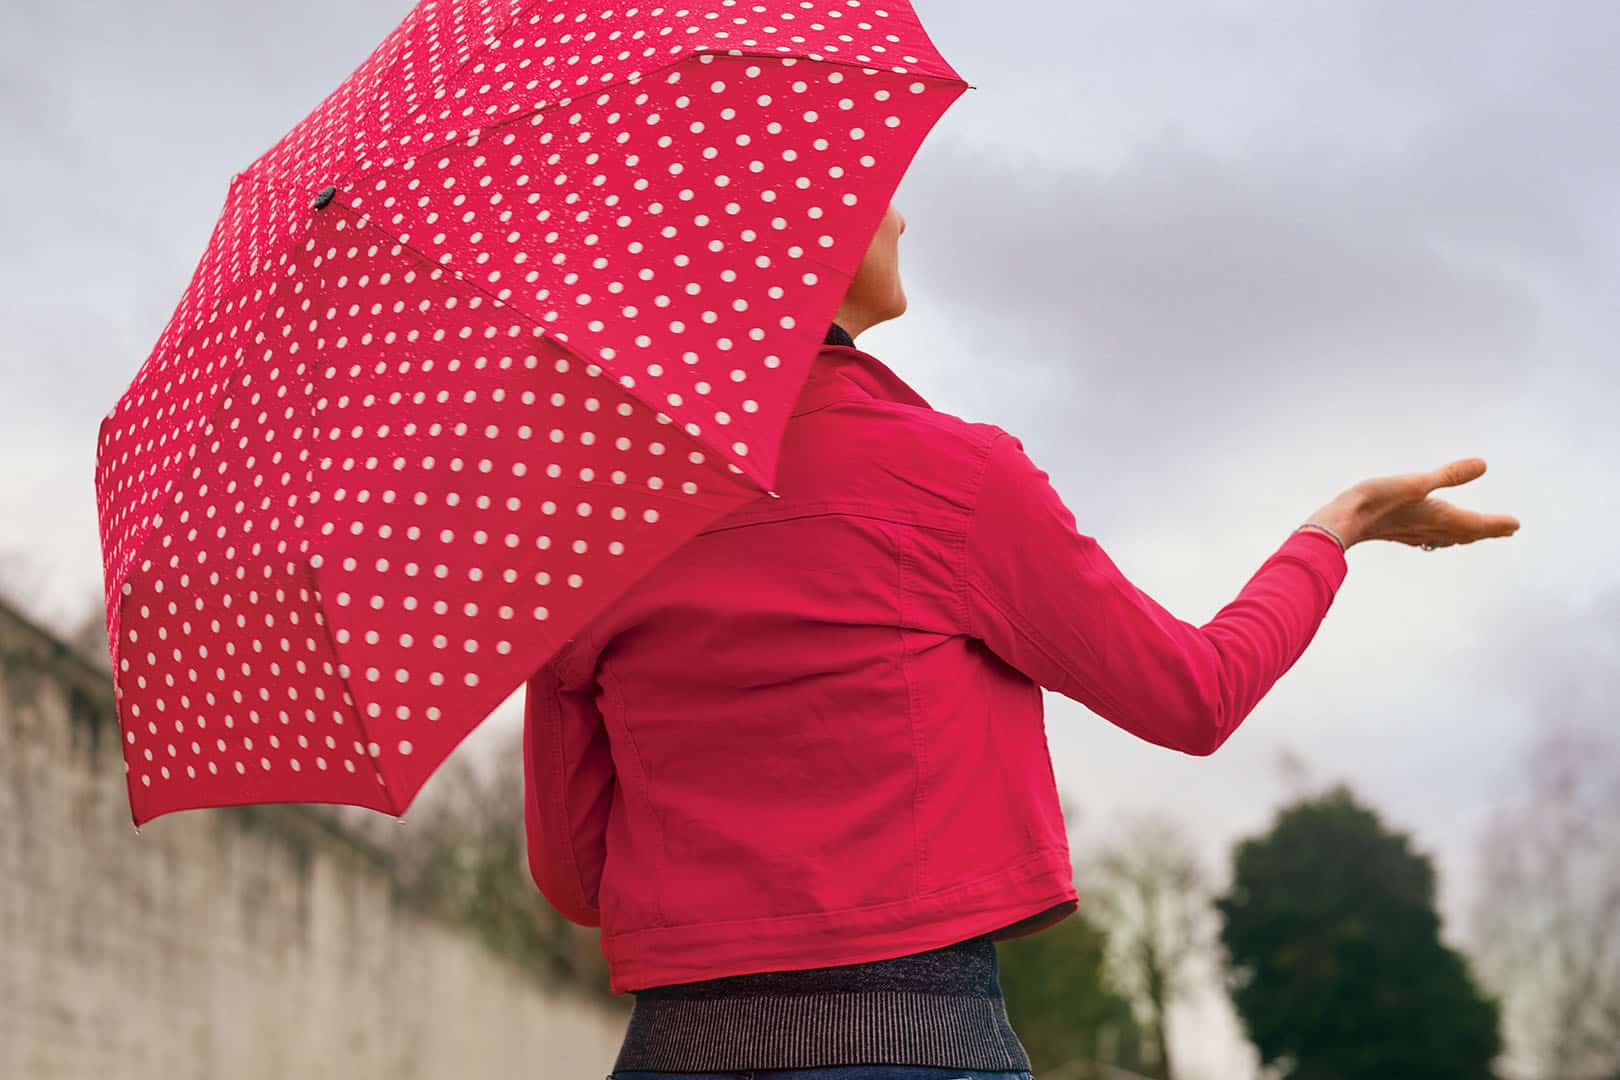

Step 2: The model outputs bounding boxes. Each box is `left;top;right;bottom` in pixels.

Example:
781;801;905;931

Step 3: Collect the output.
0;594;629;1079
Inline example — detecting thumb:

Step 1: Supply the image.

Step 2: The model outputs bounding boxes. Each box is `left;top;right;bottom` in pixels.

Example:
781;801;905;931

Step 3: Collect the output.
1427;457;1486;491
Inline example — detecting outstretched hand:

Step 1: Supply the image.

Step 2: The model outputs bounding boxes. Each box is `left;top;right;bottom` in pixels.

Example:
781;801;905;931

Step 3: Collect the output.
1337;458;1521;550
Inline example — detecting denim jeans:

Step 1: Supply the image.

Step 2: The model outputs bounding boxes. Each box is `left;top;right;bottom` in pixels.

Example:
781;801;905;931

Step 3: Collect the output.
609;1069;1035;1080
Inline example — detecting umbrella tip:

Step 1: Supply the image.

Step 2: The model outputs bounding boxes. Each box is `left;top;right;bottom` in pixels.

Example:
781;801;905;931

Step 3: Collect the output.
311;185;338;210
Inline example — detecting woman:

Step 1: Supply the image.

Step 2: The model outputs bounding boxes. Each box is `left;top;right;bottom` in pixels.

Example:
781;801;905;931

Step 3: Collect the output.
522;203;1521;1080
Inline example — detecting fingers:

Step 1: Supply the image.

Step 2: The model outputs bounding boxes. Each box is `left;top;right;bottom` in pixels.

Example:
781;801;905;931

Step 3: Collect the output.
1426;457;1487;492
1429;503;1521;545
1460;515;1521;543
1416;460;1519;546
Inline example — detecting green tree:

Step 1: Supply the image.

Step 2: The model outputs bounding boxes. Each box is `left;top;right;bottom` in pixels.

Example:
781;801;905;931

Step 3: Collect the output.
1215;784;1502;1079
999;908;1148;1076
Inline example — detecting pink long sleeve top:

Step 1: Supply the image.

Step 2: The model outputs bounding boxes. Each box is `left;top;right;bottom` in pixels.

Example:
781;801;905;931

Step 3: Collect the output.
523;330;1350;995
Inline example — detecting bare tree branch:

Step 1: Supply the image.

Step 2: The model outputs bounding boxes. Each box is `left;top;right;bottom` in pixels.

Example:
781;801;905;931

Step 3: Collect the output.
1080;812;1212;1080
1470;721;1620;1079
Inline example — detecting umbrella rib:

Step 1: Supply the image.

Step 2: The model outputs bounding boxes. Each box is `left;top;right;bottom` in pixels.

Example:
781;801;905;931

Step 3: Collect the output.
318;194;778;493
235;0;556;188
442;0;555;102
351;0;556;167
360;47;965;165
102;275;298;680
307;568;404;818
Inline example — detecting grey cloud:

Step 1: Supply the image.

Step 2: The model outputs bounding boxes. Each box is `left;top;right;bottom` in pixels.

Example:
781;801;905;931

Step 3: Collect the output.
906;131;1540;395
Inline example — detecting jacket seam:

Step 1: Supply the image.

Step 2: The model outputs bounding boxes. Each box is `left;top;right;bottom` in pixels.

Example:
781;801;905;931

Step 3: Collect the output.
789;400;842;419
957;431;1005;635
551;633;583;687
597;660;672;929
893;526;926;898
957;436;1040;847
959;431;1034;849
700;501;964;537
543;668;597;918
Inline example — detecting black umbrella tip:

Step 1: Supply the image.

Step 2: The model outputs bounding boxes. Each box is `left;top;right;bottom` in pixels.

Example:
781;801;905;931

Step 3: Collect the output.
311;185;338;210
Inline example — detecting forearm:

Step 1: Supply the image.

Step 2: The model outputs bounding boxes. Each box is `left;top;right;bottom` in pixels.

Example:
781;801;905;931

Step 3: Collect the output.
962;428;1352;755
1191;528;1349;752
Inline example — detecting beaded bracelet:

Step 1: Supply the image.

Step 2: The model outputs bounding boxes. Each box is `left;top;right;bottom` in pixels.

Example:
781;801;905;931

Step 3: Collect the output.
1294;522;1347;553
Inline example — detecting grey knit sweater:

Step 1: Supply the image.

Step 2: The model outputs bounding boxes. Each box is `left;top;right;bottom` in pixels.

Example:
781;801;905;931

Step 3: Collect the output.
609;931;1032;1072
608;321;1032;1074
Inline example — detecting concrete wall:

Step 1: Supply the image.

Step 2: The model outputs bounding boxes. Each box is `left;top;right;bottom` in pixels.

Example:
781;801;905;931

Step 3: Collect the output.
0;595;629;1080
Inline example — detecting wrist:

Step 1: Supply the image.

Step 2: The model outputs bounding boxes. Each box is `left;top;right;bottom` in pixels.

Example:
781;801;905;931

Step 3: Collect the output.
1303;498;1364;551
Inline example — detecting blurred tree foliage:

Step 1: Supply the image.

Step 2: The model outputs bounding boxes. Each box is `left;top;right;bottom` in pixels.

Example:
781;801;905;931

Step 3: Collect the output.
1083;813;1210;1080
385;730;623;1011
999;906;1149;1077
1216;784;1503;1080
1470;722;1620;1080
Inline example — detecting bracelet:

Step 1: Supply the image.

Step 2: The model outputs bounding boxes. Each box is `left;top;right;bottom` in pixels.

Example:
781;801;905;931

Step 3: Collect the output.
1295;522;1347;553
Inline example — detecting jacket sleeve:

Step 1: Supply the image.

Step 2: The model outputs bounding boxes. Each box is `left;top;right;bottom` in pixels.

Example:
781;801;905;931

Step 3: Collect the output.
958;429;1349;756
522;641;615;927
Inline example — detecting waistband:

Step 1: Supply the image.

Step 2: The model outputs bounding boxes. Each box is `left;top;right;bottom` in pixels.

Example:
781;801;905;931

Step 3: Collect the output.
610;988;1032;1072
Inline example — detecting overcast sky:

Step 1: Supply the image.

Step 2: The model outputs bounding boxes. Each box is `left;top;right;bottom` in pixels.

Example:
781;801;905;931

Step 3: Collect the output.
4;2;1617;1075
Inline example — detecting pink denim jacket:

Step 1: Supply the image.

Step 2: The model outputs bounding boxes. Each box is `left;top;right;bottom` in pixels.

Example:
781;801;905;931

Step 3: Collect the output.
524;336;1349;993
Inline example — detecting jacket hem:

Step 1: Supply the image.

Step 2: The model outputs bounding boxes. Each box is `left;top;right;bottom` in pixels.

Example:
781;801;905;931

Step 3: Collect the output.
602;845;1079;993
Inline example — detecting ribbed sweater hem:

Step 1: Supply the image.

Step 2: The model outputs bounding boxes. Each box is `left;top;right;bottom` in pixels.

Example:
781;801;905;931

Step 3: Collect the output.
610;989;1032;1072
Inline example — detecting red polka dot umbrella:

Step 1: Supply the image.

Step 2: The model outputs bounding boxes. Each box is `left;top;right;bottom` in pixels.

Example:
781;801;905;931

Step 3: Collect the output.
93;0;969;828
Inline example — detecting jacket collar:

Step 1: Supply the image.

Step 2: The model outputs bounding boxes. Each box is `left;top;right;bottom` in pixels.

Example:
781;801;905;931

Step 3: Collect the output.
790;322;933;416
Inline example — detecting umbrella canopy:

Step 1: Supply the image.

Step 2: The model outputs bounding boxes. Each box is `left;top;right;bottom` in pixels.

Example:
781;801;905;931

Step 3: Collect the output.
95;0;969;827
